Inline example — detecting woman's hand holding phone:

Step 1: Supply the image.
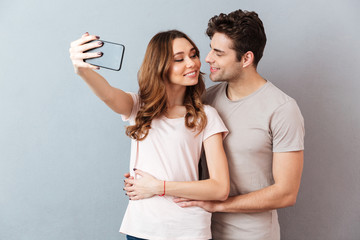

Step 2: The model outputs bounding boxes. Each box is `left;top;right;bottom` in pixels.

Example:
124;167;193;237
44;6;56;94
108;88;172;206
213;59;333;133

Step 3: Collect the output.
69;32;103;74
69;32;132;116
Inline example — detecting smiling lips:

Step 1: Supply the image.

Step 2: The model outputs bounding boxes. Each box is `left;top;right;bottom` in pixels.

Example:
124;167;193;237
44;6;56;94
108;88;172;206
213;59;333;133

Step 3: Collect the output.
184;71;197;77
184;67;219;77
210;67;219;73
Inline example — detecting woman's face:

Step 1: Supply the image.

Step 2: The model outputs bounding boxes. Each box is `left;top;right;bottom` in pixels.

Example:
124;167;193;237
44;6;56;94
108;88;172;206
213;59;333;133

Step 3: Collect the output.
168;38;201;87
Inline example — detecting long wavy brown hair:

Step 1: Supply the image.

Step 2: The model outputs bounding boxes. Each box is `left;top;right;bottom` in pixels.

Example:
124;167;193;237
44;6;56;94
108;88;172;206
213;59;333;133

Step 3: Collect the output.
126;30;207;141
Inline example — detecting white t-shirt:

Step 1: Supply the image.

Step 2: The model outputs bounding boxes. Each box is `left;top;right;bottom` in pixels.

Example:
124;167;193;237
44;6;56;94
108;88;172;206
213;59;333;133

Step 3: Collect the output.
120;92;228;240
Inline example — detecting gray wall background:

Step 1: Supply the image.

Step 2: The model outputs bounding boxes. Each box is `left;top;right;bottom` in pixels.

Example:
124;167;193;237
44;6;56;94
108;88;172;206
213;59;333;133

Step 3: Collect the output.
1;0;359;239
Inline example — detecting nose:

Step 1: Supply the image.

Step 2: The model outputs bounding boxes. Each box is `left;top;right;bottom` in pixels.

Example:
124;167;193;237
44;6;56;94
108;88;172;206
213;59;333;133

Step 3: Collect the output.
185;57;196;68
205;51;214;63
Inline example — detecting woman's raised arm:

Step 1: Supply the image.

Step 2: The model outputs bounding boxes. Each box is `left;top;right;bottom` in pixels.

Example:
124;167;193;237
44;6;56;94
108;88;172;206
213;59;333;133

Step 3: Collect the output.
69;32;133;117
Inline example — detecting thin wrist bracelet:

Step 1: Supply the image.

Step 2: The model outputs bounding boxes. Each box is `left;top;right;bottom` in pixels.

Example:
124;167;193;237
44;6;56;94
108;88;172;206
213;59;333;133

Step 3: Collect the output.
158;181;165;196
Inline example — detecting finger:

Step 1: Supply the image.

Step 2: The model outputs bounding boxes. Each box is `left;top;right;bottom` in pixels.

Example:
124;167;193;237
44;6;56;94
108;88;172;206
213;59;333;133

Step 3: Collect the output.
129;195;141;201
173;197;191;203
123;185;135;192
123;176;134;187
126;191;137;197
71;51;102;62
124;178;135;185
70;49;102;61
72;61;99;70
177;201;198;208
70;34;100;48
124;172;131;178
69;40;102;56
134;169;146;177
124;180;133;188
82;51;103;59
78;40;103;53
125;191;134;196
125;183;133;188
82;32;89;38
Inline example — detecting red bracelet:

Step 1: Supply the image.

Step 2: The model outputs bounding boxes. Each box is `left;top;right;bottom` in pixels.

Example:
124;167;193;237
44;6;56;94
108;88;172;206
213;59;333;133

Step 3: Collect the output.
158;181;165;196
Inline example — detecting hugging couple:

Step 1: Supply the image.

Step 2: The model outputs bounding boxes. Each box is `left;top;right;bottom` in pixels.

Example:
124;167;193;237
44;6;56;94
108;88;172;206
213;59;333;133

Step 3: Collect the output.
69;9;304;240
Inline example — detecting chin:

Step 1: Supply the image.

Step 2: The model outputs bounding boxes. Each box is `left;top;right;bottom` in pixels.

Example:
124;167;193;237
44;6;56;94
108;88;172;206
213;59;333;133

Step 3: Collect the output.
210;77;226;83
188;80;199;86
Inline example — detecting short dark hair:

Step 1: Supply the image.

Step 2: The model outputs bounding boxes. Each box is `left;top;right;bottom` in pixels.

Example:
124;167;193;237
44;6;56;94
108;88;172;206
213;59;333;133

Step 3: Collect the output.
206;9;267;66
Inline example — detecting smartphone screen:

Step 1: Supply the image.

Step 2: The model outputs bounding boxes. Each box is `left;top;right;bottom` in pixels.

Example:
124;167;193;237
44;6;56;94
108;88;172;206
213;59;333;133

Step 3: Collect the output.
84;40;125;71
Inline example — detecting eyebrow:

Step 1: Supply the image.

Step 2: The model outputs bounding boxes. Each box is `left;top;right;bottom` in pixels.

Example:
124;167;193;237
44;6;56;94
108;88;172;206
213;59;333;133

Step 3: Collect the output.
210;44;225;54
173;47;196;56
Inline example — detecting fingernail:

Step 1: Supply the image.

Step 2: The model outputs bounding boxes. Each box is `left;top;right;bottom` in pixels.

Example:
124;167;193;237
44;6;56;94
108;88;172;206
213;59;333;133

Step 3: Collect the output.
95;36;100;39
96;67;100;70
85;32;89;35
133;168;137;171
97;52;103;56
98;41;103;45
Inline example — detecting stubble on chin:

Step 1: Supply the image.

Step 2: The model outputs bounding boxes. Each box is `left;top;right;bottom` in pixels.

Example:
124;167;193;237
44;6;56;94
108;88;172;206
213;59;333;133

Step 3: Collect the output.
209;73;226;83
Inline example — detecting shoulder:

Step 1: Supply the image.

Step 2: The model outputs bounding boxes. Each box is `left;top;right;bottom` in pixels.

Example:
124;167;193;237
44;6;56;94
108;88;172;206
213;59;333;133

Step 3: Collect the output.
265;82;293;103
121;92;140;122
203;104;226;125
127;92;139;101
204;83;226;104
260;82;300;112
202;104;228;139
203;104;220;116
266;83;304;128
206;83;226;96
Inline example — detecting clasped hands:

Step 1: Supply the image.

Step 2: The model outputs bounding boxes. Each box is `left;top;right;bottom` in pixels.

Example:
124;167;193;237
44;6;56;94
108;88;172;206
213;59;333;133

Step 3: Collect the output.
123;169;162;200
123;169;219;213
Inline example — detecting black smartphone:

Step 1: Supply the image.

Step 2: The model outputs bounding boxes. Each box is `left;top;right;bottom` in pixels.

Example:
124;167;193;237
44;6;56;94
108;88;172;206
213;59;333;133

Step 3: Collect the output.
84;40;125;71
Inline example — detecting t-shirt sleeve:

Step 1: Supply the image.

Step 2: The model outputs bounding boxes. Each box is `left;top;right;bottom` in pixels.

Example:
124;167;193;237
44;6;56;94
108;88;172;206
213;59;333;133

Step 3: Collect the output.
202;105;229;141
271;99;305;152
121;92;140;123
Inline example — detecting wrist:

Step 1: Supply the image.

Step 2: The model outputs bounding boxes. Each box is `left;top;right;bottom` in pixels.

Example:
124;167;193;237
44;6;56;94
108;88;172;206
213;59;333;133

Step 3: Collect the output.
213;201;225;212
76;67;91;76
157;180;166;196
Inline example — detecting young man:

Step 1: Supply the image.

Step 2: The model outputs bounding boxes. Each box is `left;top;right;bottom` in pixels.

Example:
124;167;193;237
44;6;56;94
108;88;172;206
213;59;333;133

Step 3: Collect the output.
176;9;305;240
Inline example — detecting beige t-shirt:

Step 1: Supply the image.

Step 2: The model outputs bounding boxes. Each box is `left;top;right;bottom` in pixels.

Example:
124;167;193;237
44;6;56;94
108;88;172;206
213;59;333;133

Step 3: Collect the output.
120;93;228;240
202;81;305;240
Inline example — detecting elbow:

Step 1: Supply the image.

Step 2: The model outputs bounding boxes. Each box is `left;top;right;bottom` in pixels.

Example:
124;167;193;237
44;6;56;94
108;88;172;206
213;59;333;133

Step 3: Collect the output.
214;191;229;201
281;193;298;208
274;183;300;208
214;183;230;201
218;193;229;202
287;195;297;207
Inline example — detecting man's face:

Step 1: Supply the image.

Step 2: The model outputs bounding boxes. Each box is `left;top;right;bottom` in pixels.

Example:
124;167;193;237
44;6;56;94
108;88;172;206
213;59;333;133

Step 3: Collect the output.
205;32;243;82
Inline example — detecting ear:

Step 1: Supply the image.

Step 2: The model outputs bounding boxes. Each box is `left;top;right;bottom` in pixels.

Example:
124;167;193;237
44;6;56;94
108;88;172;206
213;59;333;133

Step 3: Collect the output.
242;51;255;68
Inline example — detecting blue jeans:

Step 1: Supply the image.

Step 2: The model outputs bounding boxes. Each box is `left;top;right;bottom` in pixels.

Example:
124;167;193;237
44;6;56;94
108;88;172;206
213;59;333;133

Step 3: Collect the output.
126;235;147;240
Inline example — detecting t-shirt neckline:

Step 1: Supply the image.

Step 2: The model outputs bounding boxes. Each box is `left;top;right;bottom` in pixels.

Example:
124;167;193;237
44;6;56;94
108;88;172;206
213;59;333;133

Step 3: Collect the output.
223;80;270;103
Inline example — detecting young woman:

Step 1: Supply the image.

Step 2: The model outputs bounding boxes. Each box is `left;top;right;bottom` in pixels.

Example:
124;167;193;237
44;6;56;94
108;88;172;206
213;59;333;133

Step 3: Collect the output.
69;30;229;240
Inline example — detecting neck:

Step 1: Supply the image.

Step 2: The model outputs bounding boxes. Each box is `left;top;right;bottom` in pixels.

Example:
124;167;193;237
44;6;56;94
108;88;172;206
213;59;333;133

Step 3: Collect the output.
165;84;186;108
227;69;266;101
